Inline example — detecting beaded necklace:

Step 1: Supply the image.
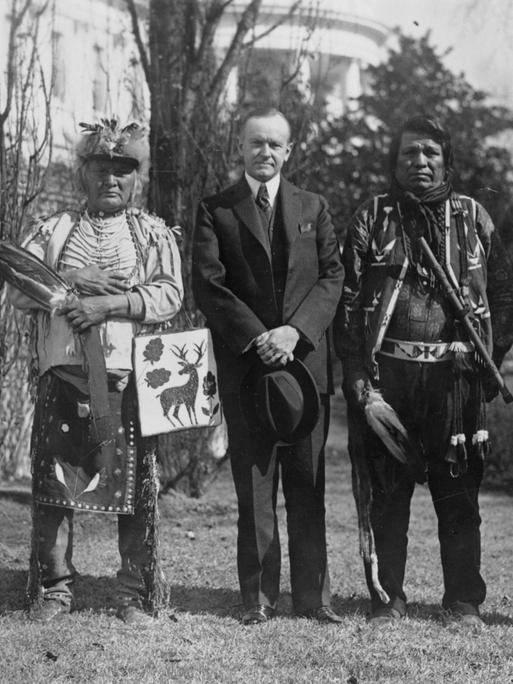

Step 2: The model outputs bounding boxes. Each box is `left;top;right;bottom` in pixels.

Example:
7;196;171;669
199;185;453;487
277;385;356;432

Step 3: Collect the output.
59;209;140;284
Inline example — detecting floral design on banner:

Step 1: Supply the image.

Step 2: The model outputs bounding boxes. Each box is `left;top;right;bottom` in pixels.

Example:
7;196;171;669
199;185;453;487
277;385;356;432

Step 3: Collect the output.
143;337;164;364
202;371;219;423
134;328;222;437
145;368;172;389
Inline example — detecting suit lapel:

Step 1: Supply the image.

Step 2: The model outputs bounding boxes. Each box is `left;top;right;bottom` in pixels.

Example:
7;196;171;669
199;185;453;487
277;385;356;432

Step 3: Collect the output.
280;179;306;313
279;177;302;248
232;178;271;258
231;176;302;260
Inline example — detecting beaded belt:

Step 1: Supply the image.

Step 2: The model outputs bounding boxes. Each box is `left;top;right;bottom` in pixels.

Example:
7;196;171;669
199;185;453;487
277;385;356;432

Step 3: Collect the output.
379;337;474;363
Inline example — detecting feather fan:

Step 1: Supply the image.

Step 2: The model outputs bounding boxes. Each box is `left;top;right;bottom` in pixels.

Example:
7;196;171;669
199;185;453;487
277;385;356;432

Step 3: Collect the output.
364;389;426;483
0;241;71;311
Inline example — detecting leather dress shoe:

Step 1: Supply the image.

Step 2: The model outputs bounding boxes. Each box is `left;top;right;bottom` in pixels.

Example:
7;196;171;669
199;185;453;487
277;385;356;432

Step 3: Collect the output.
444;602;483;631
369;606;404;624
241;604;275;625
458;613;484;630
30;599;70;623
116;605;154;627
299;606;343;624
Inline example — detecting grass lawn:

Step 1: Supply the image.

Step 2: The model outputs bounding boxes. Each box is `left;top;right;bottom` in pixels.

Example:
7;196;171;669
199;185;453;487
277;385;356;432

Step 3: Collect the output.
1;393;513;683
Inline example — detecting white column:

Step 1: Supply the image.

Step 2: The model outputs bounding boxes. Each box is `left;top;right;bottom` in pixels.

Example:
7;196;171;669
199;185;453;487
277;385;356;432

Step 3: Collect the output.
346;58;362;104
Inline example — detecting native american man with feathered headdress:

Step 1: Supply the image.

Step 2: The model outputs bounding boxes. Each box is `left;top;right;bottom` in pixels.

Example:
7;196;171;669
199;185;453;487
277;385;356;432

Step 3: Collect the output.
334;116;513;628
6;118;183;625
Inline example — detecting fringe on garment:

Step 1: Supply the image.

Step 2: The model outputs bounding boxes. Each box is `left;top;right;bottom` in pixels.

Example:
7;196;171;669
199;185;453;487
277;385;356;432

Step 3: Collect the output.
26;386;46;610
139;440;169;616
446;359;489;478
348;417;390;605
25;408;169;615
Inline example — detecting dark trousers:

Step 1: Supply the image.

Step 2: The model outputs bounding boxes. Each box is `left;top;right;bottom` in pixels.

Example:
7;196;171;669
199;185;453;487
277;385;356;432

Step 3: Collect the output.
363;456;485;614
360;357;486;614
223;393;331;613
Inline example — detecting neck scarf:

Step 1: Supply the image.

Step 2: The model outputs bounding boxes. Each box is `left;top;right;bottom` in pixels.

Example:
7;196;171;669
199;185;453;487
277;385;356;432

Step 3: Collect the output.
390;180;453;274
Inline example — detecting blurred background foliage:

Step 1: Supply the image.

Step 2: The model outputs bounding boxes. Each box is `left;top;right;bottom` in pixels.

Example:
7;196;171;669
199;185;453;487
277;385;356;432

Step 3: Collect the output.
3;7;513;492
296;31;513;252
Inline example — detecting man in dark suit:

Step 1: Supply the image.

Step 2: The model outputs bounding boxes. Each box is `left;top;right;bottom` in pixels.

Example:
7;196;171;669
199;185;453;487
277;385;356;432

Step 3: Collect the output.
192;108;343;625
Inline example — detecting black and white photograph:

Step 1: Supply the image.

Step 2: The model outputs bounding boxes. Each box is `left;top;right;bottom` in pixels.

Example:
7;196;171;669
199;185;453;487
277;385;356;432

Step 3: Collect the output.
1;1;512;681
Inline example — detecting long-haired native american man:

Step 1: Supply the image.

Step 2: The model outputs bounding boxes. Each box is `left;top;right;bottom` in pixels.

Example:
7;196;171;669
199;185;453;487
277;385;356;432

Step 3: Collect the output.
7;119;183;625
334;115;513;627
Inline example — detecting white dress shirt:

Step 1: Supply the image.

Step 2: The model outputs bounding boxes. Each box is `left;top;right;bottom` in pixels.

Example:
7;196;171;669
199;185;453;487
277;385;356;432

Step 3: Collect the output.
245;171;281;209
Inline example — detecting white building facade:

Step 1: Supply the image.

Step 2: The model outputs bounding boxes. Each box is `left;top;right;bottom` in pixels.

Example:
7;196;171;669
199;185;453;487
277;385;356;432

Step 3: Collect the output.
0;0;389;163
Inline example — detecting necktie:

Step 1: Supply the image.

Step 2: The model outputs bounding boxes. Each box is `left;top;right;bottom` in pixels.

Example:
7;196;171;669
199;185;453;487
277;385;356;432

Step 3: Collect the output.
256;183;272;223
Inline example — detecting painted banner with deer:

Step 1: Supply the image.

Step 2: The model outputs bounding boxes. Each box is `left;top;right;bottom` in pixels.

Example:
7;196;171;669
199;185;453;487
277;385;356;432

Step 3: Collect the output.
133;328;222;437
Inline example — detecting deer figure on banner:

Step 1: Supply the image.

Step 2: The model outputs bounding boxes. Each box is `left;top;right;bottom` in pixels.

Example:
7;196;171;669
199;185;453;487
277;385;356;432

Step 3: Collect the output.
157;342;205;426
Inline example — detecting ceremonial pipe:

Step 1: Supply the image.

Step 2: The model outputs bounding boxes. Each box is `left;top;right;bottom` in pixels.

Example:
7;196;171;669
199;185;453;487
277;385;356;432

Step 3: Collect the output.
418;236;513;404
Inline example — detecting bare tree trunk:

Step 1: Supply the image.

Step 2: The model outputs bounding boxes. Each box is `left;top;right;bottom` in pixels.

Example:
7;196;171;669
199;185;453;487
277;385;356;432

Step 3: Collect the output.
0;0;53;480
125;0;313;495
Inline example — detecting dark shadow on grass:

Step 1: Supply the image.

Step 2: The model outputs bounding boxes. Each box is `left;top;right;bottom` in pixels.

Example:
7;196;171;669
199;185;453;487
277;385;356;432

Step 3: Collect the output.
0;570;120;615
331;597;513;625
73;578;244;618
431;607;513;627
6;572;513;628
367;599;513;626
168;583;243;618
0;568;26;613
0;574;373;622
0;487;32;505
481;610;513;626
168;586;376;621
331;593;369;618
350;599;513;626
168;587;371;621
72;574;120;613
331;596;444;622
161;589;461;623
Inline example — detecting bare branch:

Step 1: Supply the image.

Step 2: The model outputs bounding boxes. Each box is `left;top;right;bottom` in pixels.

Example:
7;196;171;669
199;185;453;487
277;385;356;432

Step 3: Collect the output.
33;0;51;19
194;0;230;68
210;0;236;12
124;0;151;87
24;60;53;210
281;62;304;90
0;0;33;124
204;0;236;23
179;117;217;177
184;1;198;66
280;4;318;89
0;0;54;463
242;0;303;48
208;0;262;102
10;0;32;32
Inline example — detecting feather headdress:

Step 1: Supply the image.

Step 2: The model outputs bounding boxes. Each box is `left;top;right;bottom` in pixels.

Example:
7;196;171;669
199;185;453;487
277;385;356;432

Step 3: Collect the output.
76;117;149;170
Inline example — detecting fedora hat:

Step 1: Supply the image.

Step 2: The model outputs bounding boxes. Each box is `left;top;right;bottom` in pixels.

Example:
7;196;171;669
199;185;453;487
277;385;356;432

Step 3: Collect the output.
240;359;320;444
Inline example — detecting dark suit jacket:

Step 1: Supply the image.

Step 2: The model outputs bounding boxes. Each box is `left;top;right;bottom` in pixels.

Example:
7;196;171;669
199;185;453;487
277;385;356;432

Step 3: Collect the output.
192;176;343;396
